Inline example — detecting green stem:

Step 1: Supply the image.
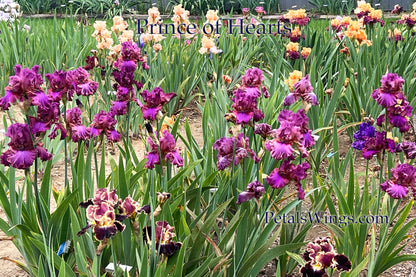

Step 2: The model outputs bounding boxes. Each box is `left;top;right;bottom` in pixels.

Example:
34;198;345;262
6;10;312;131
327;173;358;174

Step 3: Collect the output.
64;103;69;191
111;239;118;277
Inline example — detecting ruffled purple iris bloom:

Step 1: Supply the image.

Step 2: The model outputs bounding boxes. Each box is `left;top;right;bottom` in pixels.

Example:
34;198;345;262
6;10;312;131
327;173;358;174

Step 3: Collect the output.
371;73;405;108
137;87;176;121
90;110;121;142
241;68;269;98
254;123;273;139
0;64;43;110
301;237;351;277
266;158;310;199
377;99;413;133
45;70;70;102
237;181;265;204
110;86;132;116
0;123;52;169
371;73;412;133
213;133;260;170
67;67;99;97
121;41;149;70
284;75;318;106
230;89;264;125
380;163;416;199
143;221;182;257
265;109;315;160
29;101;60;135
361;131;396;159
396;142;416;159
352;122;376;150
64;107;92;142
145;130;183;169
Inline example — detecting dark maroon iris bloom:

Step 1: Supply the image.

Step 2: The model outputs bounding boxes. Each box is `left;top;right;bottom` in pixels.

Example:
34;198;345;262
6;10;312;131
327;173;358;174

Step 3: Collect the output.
143;221;182;257
363;16;385;26
300;237;351;277
254;123;273;139
288;51;300;60
392;5;403;15
0;64;43;110
84;56;103;71
213;133;259;170
0;123;52;169
137;87;176;121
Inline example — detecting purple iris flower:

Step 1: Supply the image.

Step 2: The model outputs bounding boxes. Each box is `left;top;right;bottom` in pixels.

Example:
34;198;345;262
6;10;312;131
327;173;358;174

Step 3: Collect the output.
137;87;176;121
237;181;265;204
45;70;70;102
361;131;396;159
265;109;315;160
213;133;259;170
284;75;318;106
145;130;183;169
396;142;416;159
241;68;269;98
266;159;310;199
29;101;60;135
352;122;376;150
65;107;91;142
0;123;52;169
90;110;121;142
110;86;132;116
0;64;43;110
67;67;98;97
230;89;264;125
371;73;405;108
120;41;149;70
380;163;416;199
